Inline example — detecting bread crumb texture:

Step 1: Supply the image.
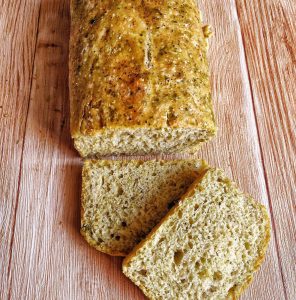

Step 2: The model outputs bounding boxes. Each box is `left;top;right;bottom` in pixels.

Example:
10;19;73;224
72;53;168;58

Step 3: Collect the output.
123;169;270;300
81;159;208;255
70;0;216;156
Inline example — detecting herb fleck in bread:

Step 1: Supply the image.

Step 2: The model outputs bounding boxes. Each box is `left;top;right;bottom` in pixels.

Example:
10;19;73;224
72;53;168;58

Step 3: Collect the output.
123;169;270;300
81;159;208;256
70;0;216;157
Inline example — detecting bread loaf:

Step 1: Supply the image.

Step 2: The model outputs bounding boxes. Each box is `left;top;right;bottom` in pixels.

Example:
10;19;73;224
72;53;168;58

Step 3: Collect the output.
70;0;216;156
123;168;270;299
81;159;208;256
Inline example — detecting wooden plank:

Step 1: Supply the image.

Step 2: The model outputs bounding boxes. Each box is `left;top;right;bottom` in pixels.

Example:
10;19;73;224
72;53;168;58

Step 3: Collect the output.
198;1;286;299
235;0;296;298
0;1;40;299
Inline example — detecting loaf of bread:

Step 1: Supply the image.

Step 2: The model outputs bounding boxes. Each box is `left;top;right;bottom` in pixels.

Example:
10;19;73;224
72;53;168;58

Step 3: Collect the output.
123;168;270;299
69;0;216;157
81;159;208;256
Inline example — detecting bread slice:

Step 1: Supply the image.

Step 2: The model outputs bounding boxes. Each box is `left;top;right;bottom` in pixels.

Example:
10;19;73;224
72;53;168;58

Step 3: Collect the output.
81;159;208;256
123;169;270;300
70;0;216;157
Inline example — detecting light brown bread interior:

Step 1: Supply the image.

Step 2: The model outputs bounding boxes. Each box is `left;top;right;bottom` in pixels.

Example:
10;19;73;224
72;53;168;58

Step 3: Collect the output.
123;169;270;300
81;159;208;256
74;128;212;157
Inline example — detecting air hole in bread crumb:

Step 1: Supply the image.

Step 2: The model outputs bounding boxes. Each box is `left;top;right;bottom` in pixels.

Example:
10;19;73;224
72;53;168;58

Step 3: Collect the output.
244;242;251;250
178;211;183;218
121;221;127;227
158;238;165;244
194;204;199;210
188;242;193;249
209;286;218;293
116;187;124;196
213;271;222;281
195;261;200;270
115;235;120;241
174;250;184;265
200;257;206;264
138;269;147;276
189;218;194;225
198;269;208;279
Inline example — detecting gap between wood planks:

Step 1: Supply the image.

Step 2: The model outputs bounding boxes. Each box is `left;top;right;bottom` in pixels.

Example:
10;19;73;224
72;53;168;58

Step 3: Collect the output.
233;1;288;299
6;3;42;300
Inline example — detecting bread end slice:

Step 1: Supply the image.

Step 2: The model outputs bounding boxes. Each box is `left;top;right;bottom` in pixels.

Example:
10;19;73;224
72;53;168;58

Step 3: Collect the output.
123;168;270;300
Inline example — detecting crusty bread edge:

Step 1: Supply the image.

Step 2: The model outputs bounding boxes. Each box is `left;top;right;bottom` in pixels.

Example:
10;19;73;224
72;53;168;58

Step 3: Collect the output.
69;0;78;137
122;169;271;300
80;230;128;257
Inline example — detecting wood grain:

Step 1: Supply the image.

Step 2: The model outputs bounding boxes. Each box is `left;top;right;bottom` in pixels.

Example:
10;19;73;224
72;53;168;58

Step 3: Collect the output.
0;0;295;299
235;1;296;298
0;1;40;299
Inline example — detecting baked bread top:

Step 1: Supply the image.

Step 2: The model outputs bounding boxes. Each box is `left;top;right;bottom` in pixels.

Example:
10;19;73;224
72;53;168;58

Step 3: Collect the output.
70;0;216;137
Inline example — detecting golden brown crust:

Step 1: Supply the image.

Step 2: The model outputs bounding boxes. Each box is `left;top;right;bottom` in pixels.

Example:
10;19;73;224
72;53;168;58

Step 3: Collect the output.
80;229;127;257
70;0;216;137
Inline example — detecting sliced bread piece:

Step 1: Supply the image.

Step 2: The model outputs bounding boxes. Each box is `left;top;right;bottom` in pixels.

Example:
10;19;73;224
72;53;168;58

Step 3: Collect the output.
123;168;270;300
81;159;208;256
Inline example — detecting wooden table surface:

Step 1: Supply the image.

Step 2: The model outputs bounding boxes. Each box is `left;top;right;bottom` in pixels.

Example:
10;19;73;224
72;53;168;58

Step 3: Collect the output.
1;0;295;299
